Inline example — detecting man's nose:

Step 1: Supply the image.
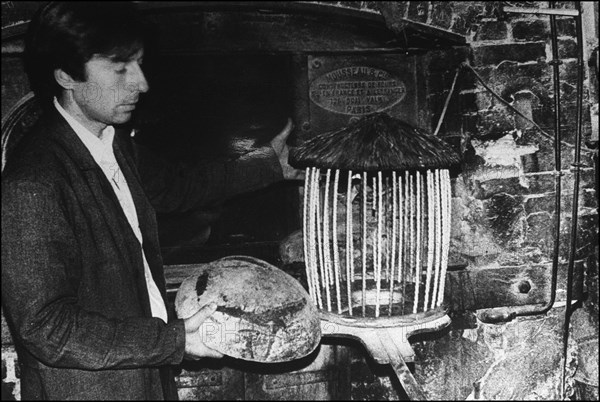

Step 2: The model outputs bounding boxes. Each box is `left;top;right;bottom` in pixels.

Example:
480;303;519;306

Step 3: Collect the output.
135;64;149;94
129;63;149;94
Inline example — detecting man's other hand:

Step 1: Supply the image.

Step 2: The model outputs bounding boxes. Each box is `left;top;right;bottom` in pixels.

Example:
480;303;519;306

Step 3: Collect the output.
270;118;305;181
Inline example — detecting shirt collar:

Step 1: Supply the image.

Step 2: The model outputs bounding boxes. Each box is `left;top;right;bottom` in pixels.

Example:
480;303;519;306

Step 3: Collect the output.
53;97;115;163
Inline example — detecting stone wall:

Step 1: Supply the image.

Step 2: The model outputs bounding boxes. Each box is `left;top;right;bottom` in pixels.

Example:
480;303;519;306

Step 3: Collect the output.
369;1;599;400
307;1;599;400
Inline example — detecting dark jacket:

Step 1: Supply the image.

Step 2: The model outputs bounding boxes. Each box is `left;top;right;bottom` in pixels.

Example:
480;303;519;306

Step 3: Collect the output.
1;108;283;400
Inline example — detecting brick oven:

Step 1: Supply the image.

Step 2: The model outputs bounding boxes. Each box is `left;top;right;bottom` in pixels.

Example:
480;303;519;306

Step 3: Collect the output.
2;1;598;400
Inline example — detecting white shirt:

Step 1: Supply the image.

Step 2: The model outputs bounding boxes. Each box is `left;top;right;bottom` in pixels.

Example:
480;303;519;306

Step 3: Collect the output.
54;98;168;323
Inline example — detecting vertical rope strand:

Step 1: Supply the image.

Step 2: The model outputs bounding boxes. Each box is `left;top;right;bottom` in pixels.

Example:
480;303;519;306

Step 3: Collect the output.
385;176;391;284
323;169;332;287
372;176;378;317
362;172;367;317
332;169;342;314
349;173;355;288
419;171;426;312
322;168;332;311
401;171;409;314
310;168;323;309
437;169;451;307
306;168;315;305
414;171;422;314
403;172;416;314
397;173;404;285
346;170;353;315
390;171;398;316
314;168;330;311
372;175;378;311
303;168;315;305
424;170;434;312
375;172;383;317
431;169;443;309
407;172;413;281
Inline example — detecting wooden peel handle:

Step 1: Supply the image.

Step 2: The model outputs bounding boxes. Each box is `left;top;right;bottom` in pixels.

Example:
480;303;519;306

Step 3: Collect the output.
320;314;451;399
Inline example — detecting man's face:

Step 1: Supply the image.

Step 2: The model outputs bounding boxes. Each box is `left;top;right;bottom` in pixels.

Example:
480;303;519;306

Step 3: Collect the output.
70;49;148;129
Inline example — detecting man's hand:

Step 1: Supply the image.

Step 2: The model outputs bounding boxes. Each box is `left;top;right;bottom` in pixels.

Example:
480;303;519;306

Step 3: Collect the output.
183;303;224;360
270;118;305;181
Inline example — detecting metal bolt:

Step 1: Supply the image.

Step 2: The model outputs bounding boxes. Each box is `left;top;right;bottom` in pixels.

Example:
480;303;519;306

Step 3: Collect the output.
311;59;322;69
518;281;531;294
302;121;311;131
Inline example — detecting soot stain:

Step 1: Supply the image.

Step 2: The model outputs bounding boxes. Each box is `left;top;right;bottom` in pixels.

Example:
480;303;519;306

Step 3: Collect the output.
195;273;209;297
216;299;307;330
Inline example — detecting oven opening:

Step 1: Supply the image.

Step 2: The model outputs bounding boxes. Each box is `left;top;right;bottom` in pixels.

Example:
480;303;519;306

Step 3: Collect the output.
135;53;300;265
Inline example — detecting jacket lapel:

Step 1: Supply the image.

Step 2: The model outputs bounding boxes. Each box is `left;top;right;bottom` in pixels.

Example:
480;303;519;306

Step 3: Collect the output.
42;110;150;302
113;136;168;297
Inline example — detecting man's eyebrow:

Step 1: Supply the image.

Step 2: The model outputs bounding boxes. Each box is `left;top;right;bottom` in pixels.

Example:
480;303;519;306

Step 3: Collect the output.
102;51;144;64
107;55;133;63
91;54;125;64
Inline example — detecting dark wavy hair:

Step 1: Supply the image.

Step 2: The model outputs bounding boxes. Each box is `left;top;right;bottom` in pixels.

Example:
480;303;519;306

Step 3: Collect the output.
24;1;147;106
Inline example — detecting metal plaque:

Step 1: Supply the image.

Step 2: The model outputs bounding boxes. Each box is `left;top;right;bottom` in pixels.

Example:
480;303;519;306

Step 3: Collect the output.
309;66;407;116
304;54;427;139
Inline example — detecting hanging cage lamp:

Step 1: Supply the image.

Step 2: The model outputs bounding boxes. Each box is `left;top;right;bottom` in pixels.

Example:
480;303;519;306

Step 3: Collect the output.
289;112;461;399
290;112;460;319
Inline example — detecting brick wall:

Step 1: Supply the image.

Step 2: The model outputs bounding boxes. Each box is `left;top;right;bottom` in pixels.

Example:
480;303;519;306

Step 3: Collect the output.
306;1;598;399
367;1;598;399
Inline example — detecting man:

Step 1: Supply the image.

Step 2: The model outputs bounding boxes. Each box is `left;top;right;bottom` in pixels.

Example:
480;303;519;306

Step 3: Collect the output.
1;2;301;400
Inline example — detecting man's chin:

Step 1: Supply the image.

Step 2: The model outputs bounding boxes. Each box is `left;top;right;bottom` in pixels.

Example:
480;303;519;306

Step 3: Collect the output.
113;112;134;124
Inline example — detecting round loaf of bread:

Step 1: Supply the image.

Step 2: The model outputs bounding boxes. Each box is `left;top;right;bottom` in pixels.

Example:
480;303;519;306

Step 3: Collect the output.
175;256;321;363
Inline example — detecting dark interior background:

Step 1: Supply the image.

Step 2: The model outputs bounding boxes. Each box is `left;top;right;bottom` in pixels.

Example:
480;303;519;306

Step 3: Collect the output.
133;53;301;263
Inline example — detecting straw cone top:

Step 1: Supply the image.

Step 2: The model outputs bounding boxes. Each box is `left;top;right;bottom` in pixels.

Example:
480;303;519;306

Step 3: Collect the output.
289;113;461;171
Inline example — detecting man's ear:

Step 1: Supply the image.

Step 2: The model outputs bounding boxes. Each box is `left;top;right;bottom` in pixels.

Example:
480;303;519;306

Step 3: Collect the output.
54;68;77;90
